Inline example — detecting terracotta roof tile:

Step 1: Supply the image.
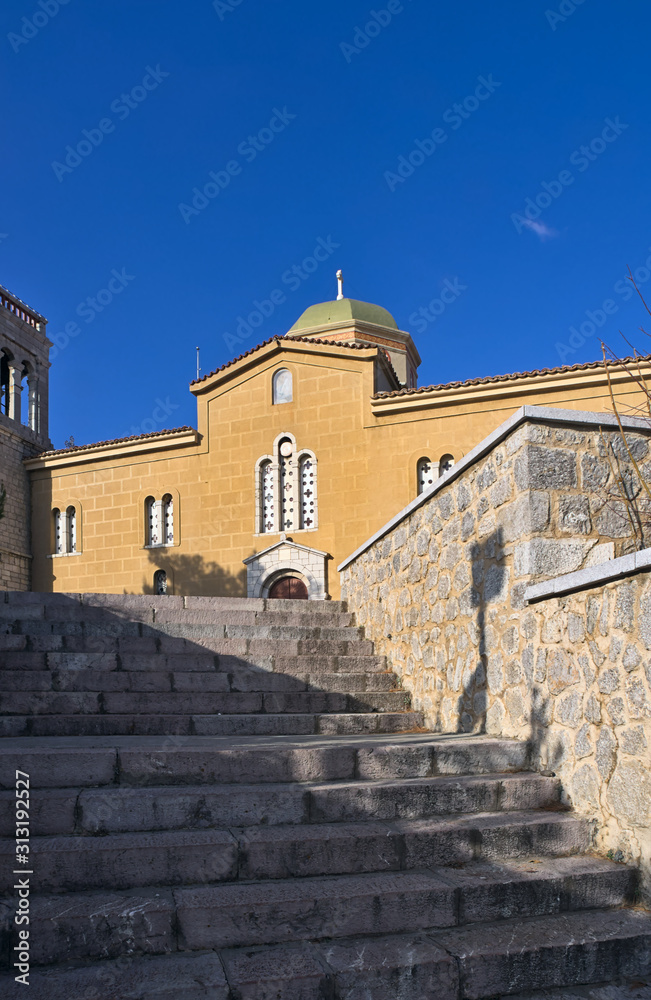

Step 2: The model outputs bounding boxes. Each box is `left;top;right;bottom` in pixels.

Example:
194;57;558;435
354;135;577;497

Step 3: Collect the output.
372;354;651;399
190;335;386;385
39;426;196;458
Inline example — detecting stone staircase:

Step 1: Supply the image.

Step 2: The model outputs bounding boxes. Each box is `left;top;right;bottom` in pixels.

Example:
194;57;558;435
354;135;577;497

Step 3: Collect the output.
0;593;423;738
0;592;649;999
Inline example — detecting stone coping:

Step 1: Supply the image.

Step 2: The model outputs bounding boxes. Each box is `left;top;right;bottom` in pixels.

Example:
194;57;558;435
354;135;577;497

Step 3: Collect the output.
524;547;651;603
337;404;651;571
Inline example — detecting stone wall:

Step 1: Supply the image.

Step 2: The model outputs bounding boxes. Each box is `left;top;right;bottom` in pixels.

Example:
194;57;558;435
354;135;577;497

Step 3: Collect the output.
340;406;651;904
0;416;38;590
0;291;51;591
523;570;651;904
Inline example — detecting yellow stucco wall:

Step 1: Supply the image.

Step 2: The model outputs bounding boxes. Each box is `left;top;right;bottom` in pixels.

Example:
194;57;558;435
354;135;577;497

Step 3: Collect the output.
28;338;651;599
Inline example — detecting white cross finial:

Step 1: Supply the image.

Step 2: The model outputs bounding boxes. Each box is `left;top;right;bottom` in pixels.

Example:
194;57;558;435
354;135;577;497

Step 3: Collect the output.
336;269;344;300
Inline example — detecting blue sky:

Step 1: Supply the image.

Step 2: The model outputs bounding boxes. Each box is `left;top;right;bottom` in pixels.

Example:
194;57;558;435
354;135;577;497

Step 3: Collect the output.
2;0;650;447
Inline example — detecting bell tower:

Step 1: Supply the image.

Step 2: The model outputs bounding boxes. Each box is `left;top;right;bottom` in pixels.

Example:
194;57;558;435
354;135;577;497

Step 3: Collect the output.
0;283;51;590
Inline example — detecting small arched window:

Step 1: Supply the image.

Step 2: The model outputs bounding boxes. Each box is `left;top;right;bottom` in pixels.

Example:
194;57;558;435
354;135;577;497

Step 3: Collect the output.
154;569;168;595
260;460;275;533
53;508;63;554
417;458;434;496
145;496;159;547
66;506;77;554
162;494;174;545
439;454;455;475
272;368;293;404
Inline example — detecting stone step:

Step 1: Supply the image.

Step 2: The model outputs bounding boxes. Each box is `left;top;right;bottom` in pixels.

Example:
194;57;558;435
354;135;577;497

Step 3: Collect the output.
274;653;388;672
154;609;355;628
0;811;591;892
1;631;376;659
2;590;348;612
0;735;531;789
0;667;400;694
4;616;365;641
2;858;634;967
0;710;424;739
6;907;649;997
433;909;651;999
0;808;592;892
506;984;651;1000
0;951;229;1000
0;650;391;682
1;591;351;622
68;772;559;835
0;688;410;715
175;857;635;950
238;810;590;880
0;828;239;893
226;909;651;1000
0;808;589;892
0;773;556;838
222;934;458;1000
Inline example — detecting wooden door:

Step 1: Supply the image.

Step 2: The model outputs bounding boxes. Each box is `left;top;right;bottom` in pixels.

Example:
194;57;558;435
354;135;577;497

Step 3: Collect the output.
268;576;308;600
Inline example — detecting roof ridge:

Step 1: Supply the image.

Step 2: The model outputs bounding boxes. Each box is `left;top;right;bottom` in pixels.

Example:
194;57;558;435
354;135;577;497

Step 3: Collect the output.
372;353;651;398
39;425;196;458
190;335;384;385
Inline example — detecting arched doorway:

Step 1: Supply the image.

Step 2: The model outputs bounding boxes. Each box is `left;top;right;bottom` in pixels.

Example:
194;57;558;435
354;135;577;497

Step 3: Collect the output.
268;575;308;600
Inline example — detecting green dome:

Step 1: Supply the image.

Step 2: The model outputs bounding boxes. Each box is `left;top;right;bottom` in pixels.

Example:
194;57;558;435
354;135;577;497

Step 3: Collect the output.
289;298;398;332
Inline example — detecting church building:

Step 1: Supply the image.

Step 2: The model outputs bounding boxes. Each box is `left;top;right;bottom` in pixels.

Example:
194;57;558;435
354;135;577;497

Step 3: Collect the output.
1;274;649;599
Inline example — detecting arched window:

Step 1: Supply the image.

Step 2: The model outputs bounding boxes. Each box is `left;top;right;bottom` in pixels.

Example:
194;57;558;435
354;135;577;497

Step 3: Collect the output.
53;508;63;554
27;371;39;433
417;457;434;495
19;364;30;427
0;352;9;416
279;438;294;531
145;496;159;547
272;368;293;404
162;494;174;545
299;454;317;529
66;506;77;553
154;569;168;595
256;438;317;534
260;460;275;533
440;454;455;475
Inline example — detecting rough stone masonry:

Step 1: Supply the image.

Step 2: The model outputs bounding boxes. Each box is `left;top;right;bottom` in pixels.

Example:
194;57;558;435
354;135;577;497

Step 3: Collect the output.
340;406;651;905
